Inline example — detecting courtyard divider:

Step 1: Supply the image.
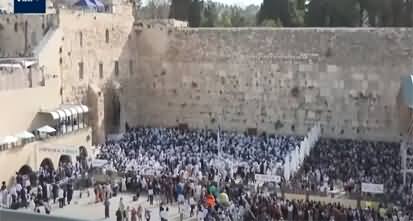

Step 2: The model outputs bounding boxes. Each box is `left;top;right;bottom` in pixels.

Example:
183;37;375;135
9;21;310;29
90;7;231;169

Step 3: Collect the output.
283;122;321;181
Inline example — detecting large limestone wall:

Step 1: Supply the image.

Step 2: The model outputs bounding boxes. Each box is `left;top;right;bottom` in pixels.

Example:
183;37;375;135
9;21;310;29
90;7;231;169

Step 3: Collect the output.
0;14;58;57
124;27;413;141
58;7;135;104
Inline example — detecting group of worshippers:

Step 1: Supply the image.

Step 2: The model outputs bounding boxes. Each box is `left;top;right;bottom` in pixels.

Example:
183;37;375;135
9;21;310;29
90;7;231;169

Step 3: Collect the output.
292;138;413;210
0;158;88;214
93;127;410;221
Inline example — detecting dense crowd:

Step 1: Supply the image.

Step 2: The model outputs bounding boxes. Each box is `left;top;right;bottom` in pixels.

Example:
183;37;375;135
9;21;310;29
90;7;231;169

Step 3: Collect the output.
1;126;411;221
93;127;411;220
0;158;88;213
97;127;303;179
294;138;413;208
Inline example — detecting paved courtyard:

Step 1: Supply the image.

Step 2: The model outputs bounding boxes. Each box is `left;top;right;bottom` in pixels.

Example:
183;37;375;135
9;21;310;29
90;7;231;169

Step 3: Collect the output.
21;190;196;221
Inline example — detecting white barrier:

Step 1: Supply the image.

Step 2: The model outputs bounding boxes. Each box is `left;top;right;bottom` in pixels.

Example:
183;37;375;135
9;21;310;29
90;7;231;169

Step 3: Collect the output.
284;122;321;181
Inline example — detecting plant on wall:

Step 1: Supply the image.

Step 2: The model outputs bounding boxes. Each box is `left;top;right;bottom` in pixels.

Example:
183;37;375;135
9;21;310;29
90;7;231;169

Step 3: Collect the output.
274;120;284;130
291;86;300;97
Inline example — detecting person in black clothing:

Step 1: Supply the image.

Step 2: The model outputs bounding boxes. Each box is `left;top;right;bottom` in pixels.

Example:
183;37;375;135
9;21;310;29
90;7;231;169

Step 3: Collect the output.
67;183;73;205
116;208;123;221
104;198;110;218
52;183;58;204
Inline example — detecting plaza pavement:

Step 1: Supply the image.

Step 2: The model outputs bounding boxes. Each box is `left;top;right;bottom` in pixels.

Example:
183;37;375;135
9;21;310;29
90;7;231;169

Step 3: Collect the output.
21;189;196;221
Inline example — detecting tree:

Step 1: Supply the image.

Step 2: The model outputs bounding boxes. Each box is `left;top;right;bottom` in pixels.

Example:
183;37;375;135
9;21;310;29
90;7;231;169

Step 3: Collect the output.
258;0;294;26
230;6;246;27
169;0;191;21
141;0;171;19
305;0;360;27
188;0;203;27
260;19;282;27
202;0;218;27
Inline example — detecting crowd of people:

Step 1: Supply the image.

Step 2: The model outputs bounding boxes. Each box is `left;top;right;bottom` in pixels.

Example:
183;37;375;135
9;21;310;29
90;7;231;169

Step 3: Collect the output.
93;127;411;220
0;157;88;214
293;139;413;204
1;126;411;221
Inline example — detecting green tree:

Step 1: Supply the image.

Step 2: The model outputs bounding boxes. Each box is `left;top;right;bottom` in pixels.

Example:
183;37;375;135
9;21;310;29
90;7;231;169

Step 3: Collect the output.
261;19;282;27
202;1;218;27
188;0;203;27
169;0;191;21
230;6;246;27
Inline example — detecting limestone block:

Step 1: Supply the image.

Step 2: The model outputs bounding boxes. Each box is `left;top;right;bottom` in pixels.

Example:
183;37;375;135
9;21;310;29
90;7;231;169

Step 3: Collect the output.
327;65;339;73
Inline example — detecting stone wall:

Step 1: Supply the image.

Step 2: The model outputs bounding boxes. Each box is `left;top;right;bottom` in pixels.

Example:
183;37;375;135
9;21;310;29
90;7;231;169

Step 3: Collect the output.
0;65;44;91
58;7;135;105
0;13;58;57
123;27;413;142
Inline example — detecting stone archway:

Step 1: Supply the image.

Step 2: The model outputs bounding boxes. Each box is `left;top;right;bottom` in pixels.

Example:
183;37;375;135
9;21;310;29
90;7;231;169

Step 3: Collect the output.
58;154;72;166
18;165;33;175
40;158;54;171
18;165;36;187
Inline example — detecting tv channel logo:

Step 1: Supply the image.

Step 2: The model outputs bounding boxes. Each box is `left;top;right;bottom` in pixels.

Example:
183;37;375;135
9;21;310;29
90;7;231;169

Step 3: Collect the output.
14;0;46;14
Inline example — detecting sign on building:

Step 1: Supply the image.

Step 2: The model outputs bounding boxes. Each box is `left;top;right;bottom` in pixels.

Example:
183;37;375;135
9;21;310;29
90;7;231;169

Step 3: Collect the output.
361;183;384;194
14;0;45;14
255;174;281;183
38;146;79;156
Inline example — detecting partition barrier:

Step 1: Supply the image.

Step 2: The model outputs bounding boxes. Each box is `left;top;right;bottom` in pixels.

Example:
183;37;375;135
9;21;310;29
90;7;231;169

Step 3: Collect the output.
284;122;321;181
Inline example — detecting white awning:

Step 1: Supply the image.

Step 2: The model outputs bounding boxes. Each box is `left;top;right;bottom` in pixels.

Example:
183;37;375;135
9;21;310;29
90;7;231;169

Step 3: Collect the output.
80;105;89;113
56;110;66;120
68;107;77;116
40;110;59;120
0;136;18;145
62;108;72;117
74;106;84;114
15;131;35;139
37;125;56;133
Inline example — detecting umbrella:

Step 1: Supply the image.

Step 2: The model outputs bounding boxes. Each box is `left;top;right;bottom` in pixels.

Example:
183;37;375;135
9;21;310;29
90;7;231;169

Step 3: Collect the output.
206;194;216;208
218;192;230;207
37;125;56;133
0;136;18;145
15;131;35;139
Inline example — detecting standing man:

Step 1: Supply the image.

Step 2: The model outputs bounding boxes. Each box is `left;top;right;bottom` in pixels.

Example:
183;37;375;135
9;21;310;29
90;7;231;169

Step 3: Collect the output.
104;198;110;218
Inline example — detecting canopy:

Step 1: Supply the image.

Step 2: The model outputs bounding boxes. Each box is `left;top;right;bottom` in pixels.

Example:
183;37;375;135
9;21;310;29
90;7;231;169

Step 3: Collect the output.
15;131;35;139
90;0;104;10
37;125;56;133
73;0;97;9
40;104;89;121
0;136;18;145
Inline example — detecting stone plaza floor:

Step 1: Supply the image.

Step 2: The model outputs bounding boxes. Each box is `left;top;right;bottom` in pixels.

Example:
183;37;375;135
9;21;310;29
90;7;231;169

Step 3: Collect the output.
21;190;196;221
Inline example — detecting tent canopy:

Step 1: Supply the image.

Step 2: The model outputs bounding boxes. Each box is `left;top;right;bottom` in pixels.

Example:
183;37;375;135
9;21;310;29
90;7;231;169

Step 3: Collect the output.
16;131;35;139
37;125;56;133
0;136;18;145
73;0;97;9
90;0;104;9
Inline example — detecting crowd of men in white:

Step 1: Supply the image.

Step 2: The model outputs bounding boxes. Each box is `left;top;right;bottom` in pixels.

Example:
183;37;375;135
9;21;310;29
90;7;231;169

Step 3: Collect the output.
0;126;411;221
